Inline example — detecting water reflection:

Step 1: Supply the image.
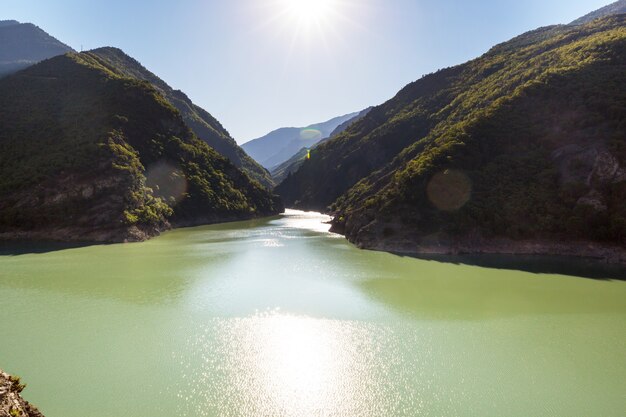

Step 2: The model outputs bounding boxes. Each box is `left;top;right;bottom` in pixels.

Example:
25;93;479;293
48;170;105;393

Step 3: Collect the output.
177;312;403;417
269;209;339;235
0;210;625;417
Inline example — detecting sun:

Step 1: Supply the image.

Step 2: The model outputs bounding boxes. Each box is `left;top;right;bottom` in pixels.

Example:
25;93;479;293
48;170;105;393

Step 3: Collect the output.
256;0;357;51
281;0;335;22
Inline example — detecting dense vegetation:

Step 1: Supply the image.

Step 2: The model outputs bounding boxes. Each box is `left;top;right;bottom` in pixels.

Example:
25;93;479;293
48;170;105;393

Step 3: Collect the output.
0;20;73;78
82;47;274;188
0;52;281;240
277;15;626;251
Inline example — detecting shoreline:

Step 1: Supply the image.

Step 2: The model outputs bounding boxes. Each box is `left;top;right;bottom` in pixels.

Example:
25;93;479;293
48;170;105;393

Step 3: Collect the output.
0;370;44;417
327;211;626;267
0;212;284;245
351;235;626;267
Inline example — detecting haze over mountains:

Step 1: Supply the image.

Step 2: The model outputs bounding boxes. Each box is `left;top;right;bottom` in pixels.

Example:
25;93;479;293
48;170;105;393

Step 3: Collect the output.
0;20;73;78
277;4;626;262
270;107;373;183
242;112;363;170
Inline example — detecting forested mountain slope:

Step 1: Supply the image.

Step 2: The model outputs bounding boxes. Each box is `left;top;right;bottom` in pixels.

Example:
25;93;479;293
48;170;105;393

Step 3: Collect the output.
0;52;281;242
85;47;273;187
277;15;626;262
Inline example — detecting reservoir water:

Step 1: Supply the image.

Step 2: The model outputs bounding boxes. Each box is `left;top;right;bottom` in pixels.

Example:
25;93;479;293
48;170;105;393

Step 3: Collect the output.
0;210;624;416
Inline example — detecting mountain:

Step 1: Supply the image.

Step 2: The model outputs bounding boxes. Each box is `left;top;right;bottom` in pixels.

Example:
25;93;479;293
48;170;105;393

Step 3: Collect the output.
0;20;73;78
0;22;271;188
1;370;44;417
84;47;273;188
242;112;362;169
327;107;374;139
571;0;626;25
0;51;282;242
277;14;626;263
270;107;372;183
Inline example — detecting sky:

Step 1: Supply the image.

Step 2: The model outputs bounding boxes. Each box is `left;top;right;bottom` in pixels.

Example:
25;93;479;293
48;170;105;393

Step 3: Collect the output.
2;0;613;143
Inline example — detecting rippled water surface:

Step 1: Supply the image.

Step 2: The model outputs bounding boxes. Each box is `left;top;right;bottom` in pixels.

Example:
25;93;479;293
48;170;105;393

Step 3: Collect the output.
0;210;625;416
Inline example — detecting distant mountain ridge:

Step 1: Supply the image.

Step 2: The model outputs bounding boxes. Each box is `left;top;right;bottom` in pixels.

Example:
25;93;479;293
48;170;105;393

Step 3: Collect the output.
0;20;20;27
0;20;73;78
327;107;374;139
270;107;372;183
571;0;626;25
242;111;362;169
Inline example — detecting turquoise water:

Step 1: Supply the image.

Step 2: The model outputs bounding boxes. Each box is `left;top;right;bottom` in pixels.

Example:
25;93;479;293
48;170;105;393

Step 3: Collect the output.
0;210;625;416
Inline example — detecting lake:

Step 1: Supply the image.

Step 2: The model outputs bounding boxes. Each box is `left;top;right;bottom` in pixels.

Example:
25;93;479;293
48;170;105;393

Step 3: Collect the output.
0;210;625;417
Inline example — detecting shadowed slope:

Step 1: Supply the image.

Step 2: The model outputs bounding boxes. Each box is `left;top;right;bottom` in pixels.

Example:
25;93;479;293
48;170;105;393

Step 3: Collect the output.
0;52;281;242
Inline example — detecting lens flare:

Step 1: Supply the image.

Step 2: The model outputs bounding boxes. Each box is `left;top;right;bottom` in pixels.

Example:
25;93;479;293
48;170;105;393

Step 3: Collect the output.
427;169;472;212
145;161;187;206
299;128;322;141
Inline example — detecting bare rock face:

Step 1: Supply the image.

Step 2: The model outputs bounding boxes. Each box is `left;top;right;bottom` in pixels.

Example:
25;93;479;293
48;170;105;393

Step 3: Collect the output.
589;151;620;186
0;168;163;243
551;144;597;185
577;189;608;212
551;146;623;187
0;370;44;417
552;145;623;215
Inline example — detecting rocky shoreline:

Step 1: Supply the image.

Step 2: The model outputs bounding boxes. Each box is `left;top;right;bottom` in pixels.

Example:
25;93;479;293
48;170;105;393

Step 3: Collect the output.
0;224;162;244
0;212;284;245
0;370;44;417
349;232;626;266
330;216;626;266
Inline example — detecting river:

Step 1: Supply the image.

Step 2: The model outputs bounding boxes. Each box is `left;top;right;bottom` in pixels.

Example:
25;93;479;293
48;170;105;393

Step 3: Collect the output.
0;210;624;416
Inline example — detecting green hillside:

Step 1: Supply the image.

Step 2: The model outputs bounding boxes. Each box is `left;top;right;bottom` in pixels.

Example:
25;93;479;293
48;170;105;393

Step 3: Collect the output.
83;47;273;188
276;15;626;258
0;52;281;242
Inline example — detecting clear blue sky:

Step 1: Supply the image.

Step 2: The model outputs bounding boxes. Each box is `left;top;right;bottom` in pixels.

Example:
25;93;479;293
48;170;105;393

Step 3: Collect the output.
3;0;612;143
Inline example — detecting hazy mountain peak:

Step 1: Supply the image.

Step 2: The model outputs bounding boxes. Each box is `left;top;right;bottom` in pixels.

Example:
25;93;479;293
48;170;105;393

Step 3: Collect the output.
0;20;20;27
570;0;626;25
0;20;73;78
242;111;363;169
